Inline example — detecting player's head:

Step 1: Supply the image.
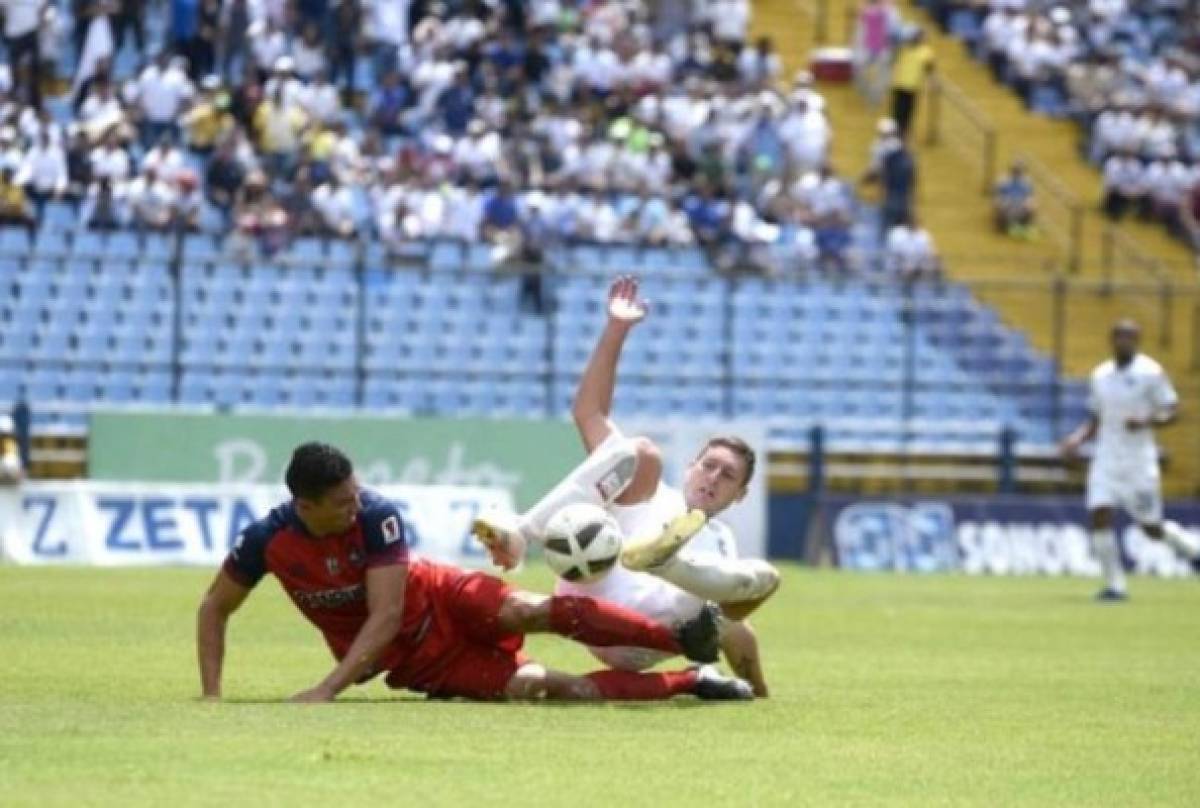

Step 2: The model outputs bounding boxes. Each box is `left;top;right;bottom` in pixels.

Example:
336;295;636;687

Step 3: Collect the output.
1111;319;1140;365
285;442;359;536
683;436;756;517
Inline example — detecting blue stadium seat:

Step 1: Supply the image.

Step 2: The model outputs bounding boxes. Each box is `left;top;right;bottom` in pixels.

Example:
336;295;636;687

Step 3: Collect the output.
183;235;221;262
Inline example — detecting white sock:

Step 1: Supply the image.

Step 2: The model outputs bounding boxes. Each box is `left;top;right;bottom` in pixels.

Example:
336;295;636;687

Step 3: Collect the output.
650;555;780;604
517;434;639;543
1162;521;1200;561
1092;529;1127;593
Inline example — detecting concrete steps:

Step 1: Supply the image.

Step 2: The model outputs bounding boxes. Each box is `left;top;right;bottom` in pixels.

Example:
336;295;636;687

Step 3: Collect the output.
750;0;1200;495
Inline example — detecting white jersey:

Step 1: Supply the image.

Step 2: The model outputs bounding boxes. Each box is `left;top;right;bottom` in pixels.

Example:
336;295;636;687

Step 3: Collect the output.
555;482;739;671
611;484;738;561
1088;354;1177;470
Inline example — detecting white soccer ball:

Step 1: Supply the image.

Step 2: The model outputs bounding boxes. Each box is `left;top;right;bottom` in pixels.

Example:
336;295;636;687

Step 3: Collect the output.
542;503;623;583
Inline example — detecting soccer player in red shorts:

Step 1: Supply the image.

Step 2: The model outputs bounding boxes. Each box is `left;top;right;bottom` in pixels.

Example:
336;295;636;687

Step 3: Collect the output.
196;442;752;702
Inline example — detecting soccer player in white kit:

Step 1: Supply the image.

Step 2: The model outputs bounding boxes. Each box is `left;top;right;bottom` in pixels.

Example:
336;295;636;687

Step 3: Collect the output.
473;277;781;695
1060;319;1200;600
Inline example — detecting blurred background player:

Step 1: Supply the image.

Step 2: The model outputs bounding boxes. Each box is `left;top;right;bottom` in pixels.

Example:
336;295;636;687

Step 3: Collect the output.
197;442;751;703
1060;320;1200;601
475;277;780;695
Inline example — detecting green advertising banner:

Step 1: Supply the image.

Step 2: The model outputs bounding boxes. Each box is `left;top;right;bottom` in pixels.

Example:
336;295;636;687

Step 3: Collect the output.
88;412;583;509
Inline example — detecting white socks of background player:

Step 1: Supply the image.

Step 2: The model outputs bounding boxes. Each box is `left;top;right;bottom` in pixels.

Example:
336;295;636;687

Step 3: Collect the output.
516;435;639;544
649;555;780;604
1092;529;1127;594
1162;521;1200;561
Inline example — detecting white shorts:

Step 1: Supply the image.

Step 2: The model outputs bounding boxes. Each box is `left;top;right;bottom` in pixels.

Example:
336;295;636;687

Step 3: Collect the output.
1086;461;1163;525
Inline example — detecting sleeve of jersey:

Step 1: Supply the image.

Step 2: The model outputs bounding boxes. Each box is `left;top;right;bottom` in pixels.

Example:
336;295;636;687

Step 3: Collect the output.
1087;375;1100;416
222;522;272;588
361;503;410;568
1152;372;1179;412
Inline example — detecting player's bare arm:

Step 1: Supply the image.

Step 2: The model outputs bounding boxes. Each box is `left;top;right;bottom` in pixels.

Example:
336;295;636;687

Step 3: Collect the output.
720;619;768;698
292;563;408;703
1059;414;1098;458
572;275;647;452
196;569;253;701
474;276;659;570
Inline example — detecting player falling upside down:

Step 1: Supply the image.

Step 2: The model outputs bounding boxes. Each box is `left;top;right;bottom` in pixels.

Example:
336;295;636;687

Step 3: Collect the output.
474;276;782;696
196;442;754;702
1060;319;1200;601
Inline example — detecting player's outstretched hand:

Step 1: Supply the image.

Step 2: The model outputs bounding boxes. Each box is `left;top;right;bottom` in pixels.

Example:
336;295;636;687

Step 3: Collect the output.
290;686;336;703
607;275;648;328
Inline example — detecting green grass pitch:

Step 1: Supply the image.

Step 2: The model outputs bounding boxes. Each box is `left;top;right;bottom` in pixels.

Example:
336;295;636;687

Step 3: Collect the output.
1;564;1197;806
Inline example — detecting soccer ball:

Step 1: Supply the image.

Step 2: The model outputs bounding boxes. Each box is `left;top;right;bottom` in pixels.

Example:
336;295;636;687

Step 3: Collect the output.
542;503;623;583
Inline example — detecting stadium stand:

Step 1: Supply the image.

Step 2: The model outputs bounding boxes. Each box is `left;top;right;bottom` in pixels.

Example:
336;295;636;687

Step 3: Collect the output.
0;232;1088;452
0;0;1088;463
927;0;1200;254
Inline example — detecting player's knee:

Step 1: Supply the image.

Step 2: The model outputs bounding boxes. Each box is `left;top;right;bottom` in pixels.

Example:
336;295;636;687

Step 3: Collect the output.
543;674;601;701
730;561;780;601
566;679;601;700
615;437;662;506
498;591;550;633
505;664;550;700
756;563;782;598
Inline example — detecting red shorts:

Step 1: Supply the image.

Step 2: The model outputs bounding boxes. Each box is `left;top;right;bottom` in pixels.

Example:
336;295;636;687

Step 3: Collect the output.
385;560;529;699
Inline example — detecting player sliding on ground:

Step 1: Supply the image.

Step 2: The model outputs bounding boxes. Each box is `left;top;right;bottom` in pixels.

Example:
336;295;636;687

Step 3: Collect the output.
1060;319;1200;601
473;276;781;696
196;442;754;702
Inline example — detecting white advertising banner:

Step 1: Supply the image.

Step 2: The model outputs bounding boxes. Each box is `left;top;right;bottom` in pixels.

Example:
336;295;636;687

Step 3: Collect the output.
0;482;511;567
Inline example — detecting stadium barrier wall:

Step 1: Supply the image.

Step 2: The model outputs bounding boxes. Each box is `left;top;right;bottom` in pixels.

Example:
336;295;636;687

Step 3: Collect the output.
88;411;581;508
86;411;770;558
0;482;511;567
777;494;1200;577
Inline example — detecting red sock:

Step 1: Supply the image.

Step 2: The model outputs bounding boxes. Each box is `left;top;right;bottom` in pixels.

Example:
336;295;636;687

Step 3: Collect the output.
549;595;681;654
586;669;699;700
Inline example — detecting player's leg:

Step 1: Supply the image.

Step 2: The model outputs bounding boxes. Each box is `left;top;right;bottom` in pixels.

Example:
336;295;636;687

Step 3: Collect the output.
1090;506;1126;600
720;588;779;622
1149;522;1200;569
504;662;752;701
438;568;721;663
1087;462;1127;600
494;588;721;664
1131;479;1200;567
473;433;662;552
622;511;781;613
651;556;780;616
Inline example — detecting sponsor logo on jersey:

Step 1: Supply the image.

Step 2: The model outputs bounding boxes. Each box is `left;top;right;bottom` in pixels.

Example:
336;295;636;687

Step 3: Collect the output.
381;515;402;545
294;584;366;610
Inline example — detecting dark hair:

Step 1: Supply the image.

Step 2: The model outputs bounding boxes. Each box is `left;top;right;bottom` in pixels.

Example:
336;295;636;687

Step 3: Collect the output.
285;442;353;501
699;436;756;487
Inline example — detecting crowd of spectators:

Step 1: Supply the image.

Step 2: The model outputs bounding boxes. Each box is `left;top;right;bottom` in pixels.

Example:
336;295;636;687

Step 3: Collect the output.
930;0;1200;257
0;0;893;275
851;2;941;276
